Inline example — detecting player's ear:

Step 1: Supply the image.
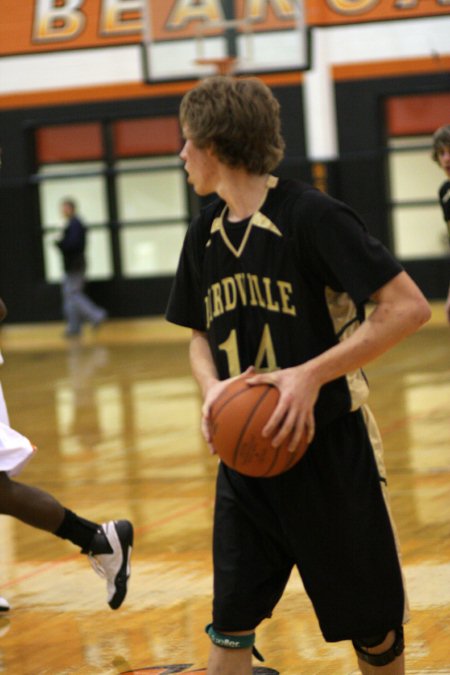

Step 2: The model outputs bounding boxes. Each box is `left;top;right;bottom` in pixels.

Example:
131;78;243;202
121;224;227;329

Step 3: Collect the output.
206;141;218;159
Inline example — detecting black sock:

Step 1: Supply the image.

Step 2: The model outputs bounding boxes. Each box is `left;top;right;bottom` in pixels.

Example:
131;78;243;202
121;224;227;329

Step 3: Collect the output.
54;509;112;554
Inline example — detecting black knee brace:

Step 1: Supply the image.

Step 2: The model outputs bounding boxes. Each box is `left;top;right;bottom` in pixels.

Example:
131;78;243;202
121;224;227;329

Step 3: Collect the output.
352;626;404;667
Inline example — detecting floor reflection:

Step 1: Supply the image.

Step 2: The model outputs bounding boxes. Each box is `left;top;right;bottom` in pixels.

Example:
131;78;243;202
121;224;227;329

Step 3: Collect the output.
0;318;448;674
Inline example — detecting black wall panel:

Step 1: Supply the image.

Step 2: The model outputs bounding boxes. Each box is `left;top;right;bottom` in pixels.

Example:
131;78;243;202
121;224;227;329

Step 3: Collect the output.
0;85;304;323
0;72;449;324
335;71;450;299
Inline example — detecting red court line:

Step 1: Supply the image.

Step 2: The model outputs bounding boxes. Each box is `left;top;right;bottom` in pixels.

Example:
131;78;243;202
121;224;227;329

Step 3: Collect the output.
135;499;212;536
380;405;448;436
0;499;212;591
2;402;447;592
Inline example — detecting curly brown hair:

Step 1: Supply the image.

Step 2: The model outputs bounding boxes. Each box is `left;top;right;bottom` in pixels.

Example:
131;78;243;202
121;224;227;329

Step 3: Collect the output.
180;76;285;174
432;124;450;163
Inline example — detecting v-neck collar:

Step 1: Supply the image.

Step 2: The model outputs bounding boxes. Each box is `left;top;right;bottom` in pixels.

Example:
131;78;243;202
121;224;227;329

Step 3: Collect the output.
209;175;281;258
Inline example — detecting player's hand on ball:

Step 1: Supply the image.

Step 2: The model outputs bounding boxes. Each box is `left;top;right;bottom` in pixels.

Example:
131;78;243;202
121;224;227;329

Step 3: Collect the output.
247;364;321;453
202;367;255;453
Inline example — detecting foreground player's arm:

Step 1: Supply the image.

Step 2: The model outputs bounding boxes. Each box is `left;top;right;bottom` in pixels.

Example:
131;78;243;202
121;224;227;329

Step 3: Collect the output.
190;330;219;399
190;329;254;451
249;271;431;451
190;330;224;452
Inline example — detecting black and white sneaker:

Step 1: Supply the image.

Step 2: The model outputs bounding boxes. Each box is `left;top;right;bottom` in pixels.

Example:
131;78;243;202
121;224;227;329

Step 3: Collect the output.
88;520;133;610
0;596;10;612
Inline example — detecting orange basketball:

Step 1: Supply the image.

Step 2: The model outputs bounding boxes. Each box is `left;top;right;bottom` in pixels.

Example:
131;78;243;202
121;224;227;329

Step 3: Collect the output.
209;379;308;477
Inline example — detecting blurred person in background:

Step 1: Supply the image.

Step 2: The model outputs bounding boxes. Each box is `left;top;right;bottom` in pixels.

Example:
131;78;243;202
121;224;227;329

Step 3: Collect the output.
56;198;107;337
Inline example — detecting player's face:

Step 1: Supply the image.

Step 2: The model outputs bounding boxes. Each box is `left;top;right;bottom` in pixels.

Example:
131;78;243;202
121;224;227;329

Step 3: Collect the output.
437;145;450;179
180;127;218;196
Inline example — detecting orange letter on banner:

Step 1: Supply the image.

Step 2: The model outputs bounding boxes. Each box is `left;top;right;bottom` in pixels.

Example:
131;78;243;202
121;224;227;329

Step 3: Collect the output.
33;0;86;42
100;0;143;36
393;0;450;6
325;0;379;14
166;0;223;30
246;0;297;20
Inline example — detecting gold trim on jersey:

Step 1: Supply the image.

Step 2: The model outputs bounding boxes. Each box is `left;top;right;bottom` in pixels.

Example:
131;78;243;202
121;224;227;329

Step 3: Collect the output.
207;175;281;257
360;403;410;626
324;287;369;411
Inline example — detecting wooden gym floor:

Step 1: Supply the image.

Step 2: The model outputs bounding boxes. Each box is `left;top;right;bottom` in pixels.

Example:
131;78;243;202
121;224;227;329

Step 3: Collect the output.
0;305;449;674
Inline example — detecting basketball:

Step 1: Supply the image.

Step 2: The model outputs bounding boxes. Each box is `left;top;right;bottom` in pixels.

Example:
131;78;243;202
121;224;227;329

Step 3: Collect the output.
209;379;309;477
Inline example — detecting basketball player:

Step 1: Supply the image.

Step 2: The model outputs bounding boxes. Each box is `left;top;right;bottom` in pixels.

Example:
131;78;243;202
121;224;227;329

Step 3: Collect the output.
166;76;431;674
431;124;450;322
0;295;132;611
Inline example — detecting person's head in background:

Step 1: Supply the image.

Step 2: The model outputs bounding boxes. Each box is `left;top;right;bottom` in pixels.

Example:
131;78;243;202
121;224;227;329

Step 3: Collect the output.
61;198;77;220
432;125;450;179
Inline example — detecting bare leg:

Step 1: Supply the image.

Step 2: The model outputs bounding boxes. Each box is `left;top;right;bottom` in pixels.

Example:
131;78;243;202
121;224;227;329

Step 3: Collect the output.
0;471;133;610
357;631;405;675
0;471;64;532
207;644;252;675
206;631;253;675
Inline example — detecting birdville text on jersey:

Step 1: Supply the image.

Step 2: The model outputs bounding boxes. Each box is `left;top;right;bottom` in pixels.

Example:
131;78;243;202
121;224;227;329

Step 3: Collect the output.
204;274;297;330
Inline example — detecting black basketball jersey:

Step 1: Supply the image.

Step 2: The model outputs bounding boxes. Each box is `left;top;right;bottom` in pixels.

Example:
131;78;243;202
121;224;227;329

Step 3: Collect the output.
438;180;450;240
166;176;403;426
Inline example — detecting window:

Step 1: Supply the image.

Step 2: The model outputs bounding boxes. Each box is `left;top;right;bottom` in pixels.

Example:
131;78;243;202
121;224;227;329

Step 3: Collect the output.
34;116;187;283
387;136;448;260
38;160;112;282
115;156;187;277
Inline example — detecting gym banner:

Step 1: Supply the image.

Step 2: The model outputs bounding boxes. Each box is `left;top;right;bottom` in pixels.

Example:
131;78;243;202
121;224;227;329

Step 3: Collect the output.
306;0;450;26
1;0;449;56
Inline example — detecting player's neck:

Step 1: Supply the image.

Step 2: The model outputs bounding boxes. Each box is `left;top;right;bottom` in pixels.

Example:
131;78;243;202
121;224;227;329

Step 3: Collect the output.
216;170;270;222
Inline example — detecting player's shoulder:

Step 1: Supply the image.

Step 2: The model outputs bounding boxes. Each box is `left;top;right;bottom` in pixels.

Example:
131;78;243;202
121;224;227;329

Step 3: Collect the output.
273;177;343;220
272;177;368;243
185;196;224;248
190;196;224;229
200;195;225;221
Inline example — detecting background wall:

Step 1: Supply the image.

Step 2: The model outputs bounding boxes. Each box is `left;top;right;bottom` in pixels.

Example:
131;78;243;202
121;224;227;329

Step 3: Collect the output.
0;1;449;323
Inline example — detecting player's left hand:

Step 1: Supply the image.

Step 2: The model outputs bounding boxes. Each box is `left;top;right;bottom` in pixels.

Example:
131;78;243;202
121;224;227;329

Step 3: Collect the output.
246;364;321;453
202;366;255;454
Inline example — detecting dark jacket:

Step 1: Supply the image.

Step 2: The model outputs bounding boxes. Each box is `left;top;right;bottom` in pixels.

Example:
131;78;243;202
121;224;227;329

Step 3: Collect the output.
56;216;86;273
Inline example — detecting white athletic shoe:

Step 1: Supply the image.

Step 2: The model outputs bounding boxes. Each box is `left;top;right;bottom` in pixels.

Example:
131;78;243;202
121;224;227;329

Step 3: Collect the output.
88;520;133;610
0;596;10;612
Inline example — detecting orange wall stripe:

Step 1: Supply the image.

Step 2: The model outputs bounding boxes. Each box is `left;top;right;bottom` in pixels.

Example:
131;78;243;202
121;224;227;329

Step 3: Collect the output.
0;56;445;111
386;92;450;136
37;122;103;162
0;82;195;111
0;72;303;111
333;55;450;81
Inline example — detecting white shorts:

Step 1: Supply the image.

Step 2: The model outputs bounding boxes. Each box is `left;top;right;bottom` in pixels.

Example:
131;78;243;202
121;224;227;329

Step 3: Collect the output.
0;381;10;426
0;421;35;477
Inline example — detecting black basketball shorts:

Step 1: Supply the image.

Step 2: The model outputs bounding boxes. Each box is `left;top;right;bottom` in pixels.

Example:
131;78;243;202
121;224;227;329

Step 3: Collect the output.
212;407;406;642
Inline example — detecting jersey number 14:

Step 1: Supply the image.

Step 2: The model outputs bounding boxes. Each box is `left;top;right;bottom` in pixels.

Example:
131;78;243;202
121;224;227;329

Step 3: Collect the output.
218;324;279;377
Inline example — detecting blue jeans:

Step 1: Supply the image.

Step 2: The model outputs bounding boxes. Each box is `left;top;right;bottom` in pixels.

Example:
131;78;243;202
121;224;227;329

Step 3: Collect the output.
62;271;106;335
